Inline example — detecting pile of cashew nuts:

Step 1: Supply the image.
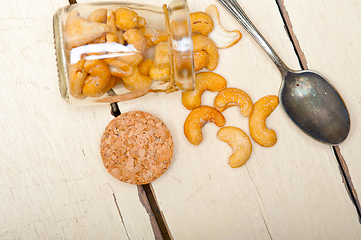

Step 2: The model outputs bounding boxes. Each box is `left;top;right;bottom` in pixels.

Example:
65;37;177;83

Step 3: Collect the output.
64;7;172;100
183;6;279;168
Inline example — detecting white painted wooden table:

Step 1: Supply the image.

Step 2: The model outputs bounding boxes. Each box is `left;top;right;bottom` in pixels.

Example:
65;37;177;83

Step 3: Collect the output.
1;0;361;239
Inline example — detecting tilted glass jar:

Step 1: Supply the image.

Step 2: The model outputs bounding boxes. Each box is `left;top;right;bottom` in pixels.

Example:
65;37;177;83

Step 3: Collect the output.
53;0;194;105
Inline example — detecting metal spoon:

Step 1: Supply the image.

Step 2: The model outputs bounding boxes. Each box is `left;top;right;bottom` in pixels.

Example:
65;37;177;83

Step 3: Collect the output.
217;0;350;145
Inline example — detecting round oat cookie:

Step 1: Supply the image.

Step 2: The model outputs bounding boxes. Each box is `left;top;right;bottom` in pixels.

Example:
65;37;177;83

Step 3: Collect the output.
100;111;173;185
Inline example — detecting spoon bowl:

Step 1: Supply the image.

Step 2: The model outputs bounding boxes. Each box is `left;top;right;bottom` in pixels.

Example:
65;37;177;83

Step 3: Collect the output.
281;69;350;144
218;0;350;145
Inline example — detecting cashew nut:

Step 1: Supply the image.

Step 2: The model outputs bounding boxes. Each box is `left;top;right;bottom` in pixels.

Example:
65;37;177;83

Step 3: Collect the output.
153;42;170;67
116;52;143;66
205;5;242;49
249;95;279;147
114;7;139;31
81;73;117;99
87;8;107;23
105;10;118;43
65;11;110;49
149;65;171;82
122;66;152;91
193;51;209;72
149;42;171;82
190;11;214;36
123;28;147;52
136;16;146;28
140;27;168;47
138;59;154;76
217;126;252;168
192;34;219;71
69;58;87;99
184;106;226;145
214;87;253;117
82;59;112;97
182;72;227;110
116;30;125;45
103;58;133;78
95;75;117;97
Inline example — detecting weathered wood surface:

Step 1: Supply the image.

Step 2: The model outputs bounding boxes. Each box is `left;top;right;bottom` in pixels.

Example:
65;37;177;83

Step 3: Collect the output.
0;0;159;239
1;0;361;239
148;0;361;239
281;0;361;217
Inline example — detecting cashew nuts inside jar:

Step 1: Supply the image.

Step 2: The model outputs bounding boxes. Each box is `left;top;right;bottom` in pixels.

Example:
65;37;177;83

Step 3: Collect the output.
53;0;195;105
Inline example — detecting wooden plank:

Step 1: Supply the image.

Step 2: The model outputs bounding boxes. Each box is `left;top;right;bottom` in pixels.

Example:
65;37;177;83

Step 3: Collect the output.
280;0;361;220
0;0;158;239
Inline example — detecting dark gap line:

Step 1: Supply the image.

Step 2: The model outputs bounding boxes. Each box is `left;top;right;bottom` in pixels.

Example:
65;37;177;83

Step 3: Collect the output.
110;102;121;117
275;0;361;221
333;146;361;222
275;0;306;70
143;184;172;240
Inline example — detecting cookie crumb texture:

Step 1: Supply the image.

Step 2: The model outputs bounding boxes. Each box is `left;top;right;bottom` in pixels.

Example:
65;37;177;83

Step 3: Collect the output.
100;111;174;185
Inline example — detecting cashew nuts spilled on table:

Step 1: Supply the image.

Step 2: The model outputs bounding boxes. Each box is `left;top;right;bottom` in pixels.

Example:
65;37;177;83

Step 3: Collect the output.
205;5;242;49
184;106;226;145
190;11;214;36
192;34;219;71
214;87;254;117
249;95;279;147
182;72;227;110
217;126;252;168
64;5;243;101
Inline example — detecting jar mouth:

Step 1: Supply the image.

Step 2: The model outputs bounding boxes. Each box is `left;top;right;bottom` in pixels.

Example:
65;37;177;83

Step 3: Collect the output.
166;0;195;91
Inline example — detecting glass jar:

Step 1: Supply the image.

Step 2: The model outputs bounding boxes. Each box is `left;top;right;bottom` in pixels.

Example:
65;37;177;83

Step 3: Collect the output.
53;0;194;105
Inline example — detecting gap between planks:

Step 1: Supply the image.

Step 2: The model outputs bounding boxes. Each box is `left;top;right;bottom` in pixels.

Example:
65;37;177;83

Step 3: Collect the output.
66;0;172;238
275;0;361;222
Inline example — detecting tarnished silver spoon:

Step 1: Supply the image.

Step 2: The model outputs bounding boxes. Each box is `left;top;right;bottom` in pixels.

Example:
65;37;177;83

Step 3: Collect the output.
217;0;350;145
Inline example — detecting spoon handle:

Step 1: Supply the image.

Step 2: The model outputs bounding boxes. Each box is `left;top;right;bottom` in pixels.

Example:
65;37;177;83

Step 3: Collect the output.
217;0;289;75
